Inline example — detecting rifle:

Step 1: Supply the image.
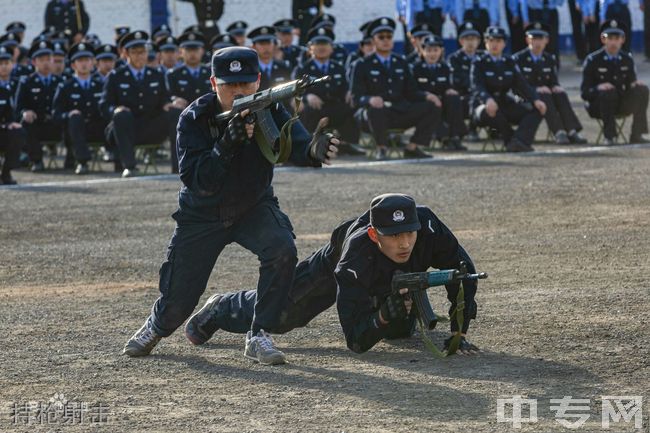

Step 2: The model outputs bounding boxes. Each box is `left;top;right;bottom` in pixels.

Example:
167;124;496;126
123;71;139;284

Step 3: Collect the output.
391;262;487;357
214;75;330;164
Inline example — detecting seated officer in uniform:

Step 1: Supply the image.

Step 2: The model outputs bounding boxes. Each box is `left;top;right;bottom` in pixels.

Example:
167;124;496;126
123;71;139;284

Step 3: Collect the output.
274;19;306;70
92;44;118;84
581;20;649;145
0;33;32;80
308;14;348;65
411;35;468;151
247;26;292;91
471;26;546;152
122;46;338;365
0;45;24;184
53;43;106;175
293;27;363;155
99;31;179;177
184;193;481;356
351;17;439;160
447;22;483;142
166;31;212;173
156;36;180;74
16;40;64;172
345;21;374;81
513;23;587;145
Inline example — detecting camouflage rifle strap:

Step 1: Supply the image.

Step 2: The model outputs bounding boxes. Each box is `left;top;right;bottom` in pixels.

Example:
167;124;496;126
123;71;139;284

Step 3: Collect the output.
415;282;465;358
254;98;301;165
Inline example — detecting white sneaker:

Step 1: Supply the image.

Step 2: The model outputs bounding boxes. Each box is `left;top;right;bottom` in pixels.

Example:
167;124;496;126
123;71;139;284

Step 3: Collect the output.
122;319;162;357
244;329;286;365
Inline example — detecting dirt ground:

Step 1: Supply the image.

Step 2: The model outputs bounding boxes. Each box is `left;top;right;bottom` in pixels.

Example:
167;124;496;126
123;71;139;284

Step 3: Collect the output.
1;62;649;433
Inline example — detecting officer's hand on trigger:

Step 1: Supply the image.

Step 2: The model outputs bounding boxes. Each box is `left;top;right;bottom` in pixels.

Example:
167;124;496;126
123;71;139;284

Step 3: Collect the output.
378;288;412;325
308;117;339;165
219;108;253;154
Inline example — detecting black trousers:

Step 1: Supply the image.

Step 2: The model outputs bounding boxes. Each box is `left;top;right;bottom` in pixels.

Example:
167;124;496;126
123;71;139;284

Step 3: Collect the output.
149;196;299;337
64;114;105;164
585;2;601;55
300;100;360;144
605;3;632;52
415;7;444;36
167;107;183;174
586;86;650;139
568;0;587;61
529;8;560;60
23;118;62;163
363;101;439;147
538;92;583;134
441;93;468;138
0;126;24;177
506;5;526;54
105;110;170;170
475;99;543;146
295;9;316;46
645;0;650;58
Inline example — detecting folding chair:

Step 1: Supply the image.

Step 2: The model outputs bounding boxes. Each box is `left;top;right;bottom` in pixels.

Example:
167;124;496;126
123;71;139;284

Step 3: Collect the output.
595;116;629;145
42;140;63;169
135;143;163;174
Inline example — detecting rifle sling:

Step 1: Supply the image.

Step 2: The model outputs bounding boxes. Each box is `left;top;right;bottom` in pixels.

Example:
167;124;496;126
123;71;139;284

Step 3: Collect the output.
415;281;465;358
254;97;300;165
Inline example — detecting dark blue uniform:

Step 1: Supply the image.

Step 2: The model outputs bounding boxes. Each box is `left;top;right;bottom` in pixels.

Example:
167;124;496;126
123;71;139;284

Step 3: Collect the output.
201;206;478;354
15;73;64;164
53;76;106;164
44;0;90;36
177;0;224;40
294;58;359;144
447;49;484;119
0;77;24;182
148;93;322;337
280;44;306;70
258;60;292;90
99;64;172;170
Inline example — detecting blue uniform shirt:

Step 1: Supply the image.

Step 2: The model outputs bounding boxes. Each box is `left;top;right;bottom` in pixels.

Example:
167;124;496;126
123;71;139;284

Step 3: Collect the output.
520;0;565;23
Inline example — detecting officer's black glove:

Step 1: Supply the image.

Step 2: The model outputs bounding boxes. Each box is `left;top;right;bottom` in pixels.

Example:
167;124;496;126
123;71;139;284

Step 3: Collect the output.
380;292;408;323
308;118;337;163
218;113;249;155
444;336;480;353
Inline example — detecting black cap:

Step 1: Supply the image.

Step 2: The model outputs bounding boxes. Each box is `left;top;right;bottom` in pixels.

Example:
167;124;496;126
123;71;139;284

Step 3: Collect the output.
359;21;373;43
29;40;54;58
120;30;149;50
52;29;72;46
311;13;336;30
96;44;118;60
211;46;259;84
52;42;67;56
457;21;481;39
226;21;248;36
210;33;236;49
307;27;334;44
600;19;626;37
0;45;12;60
525;22;550;37
0;32;20;48
152;24;172;40
183;24;202;35
410;23;434;38
247;26;276;43
422;34;444;47
274;19;297;33
368;17;396;36
115;26;130;39
156;35;178;51
484;26;507;40
5;21;26;34
68;42;94;61
83;33;102;48
370;194;421;235
178;31;206;48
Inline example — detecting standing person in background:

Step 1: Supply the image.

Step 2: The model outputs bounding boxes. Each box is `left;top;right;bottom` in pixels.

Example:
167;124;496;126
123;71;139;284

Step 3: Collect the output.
396;0;423;55
178;0;224;41
506;0;526;53
579;0;602;55
519;0;564;60
453;0;499;37
415;0;452;38
567;0;589;63
293;0;333;45
44;0;90;44
644;0;650;60
599;0;634;52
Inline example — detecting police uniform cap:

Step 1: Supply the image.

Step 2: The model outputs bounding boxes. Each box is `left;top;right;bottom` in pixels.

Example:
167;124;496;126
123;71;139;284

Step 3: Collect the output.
120;30;149;50
0;32;20;48
0;45;11;60
422;34;444;48
247;26;277;43
210;33;236;49
211;46;259;84
68;42;95;61
152;24;172;39
410;23;434;38
28;40;54;59
600;19;626;37
369;194;421;235
458;21;481;39
179;31;206;48
307;26;335;44
5;21;26;34
156;35;178;51
368;17;396;36
484;26;507;40
95;44;118;60
273;19;297;33
52;42;67;56
525;22;550;37
226;21;248;36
